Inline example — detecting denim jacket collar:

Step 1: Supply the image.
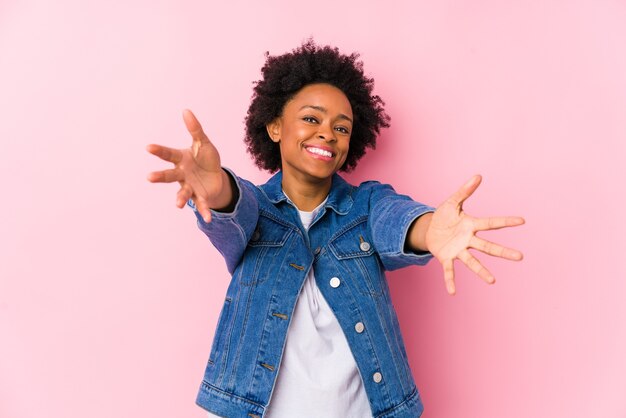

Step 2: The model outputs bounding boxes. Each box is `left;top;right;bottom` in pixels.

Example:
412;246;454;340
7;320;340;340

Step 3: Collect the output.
260;170;353;215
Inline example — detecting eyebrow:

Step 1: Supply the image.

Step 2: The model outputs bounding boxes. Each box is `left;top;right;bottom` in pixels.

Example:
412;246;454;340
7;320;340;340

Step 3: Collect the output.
299;105;353;123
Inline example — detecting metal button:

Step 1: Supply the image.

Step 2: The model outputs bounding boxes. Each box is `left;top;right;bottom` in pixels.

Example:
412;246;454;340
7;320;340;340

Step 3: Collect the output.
373;372;383;383
354;322;365;333
359;241;371;252
314;247;321;255
329;277;341;288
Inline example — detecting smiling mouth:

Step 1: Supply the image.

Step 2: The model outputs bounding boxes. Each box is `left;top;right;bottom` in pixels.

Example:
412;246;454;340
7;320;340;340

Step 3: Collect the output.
304;146;335;158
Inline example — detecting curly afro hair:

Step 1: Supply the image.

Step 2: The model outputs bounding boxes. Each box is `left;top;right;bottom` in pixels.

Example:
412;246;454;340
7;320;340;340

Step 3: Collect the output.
244;39;390;173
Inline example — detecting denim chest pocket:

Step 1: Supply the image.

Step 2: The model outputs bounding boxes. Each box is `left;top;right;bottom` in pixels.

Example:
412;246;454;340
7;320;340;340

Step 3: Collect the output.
248;214;292;247
241;214;294;286
328;219;385;297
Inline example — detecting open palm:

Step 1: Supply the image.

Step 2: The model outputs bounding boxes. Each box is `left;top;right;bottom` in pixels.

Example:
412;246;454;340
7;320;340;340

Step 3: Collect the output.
146;110;229;223
425;175;525;295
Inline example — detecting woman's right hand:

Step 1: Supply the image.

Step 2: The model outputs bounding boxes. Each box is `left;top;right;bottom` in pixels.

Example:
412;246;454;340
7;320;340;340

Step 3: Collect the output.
146;109;234;223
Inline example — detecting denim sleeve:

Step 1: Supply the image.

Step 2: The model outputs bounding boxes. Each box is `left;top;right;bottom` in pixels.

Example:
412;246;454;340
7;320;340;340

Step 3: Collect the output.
187;167;259;274
368;183;435;271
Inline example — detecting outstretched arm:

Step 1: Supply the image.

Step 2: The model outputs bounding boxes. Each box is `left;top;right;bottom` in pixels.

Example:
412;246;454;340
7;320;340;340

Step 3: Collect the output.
146;109;237;223
406;175;525;295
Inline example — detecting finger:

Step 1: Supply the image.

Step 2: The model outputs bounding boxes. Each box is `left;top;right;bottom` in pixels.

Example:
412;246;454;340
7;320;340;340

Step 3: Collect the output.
176;185;193;208
458;249;495;285
443;259;456;295
469;236;524;261
183;109;210;144
474;216;525;231
147;168;184;183
194;198;212;224
447;175;482;207
146;144;183;164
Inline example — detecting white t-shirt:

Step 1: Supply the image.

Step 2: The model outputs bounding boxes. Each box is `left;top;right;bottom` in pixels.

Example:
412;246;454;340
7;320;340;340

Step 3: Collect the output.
208;197;371;418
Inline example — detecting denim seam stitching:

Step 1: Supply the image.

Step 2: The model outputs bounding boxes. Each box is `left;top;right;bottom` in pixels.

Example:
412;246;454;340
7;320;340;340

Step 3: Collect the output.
216;282;241;387
355;256;384;298
374;387;419;418
375;288;410;396
328;215;369;241
228;270;258;390
200;380;265;409
383;277;412;392
258;209;299;232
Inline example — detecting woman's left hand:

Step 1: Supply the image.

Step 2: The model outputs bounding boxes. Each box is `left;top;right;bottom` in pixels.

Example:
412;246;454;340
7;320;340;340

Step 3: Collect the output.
424;175;525;295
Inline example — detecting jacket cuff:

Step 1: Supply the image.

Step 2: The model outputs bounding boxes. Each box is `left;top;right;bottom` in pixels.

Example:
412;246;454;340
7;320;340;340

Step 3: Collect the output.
186;167;246;222
187;167;259;243
375;201;435;271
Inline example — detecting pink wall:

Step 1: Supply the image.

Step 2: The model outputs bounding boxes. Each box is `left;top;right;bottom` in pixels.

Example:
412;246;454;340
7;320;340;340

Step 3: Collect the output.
1;1;625;417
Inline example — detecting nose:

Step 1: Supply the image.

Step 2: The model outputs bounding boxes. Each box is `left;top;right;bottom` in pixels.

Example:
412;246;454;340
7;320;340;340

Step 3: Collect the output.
317;123;336;142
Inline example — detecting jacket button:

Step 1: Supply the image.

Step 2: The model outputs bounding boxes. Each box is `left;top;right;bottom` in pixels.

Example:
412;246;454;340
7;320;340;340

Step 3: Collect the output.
354;322;365;333
314;246;321;255
373;372;383;383
329;277;341;288
359;241;371;252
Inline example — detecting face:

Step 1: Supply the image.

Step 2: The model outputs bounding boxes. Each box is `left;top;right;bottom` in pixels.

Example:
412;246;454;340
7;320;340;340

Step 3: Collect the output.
267;83;353;184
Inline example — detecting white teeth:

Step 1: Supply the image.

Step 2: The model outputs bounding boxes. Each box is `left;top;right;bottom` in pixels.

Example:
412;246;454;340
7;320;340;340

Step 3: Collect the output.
307;147;333;157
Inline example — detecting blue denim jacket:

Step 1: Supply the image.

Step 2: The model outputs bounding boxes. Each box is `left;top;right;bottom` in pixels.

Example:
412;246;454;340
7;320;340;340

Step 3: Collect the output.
189;168;435;418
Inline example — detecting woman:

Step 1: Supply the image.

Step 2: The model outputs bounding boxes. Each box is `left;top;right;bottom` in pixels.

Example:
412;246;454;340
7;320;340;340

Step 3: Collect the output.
147;40;524;418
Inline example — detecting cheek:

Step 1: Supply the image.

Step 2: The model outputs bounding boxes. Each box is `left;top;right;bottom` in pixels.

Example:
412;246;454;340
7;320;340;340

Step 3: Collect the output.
340;138;351;154
295;126;313;141
338;145;350;163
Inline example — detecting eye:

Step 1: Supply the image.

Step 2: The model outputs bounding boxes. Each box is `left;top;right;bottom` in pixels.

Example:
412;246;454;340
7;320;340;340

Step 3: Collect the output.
303;116;318;124
335;126;350;134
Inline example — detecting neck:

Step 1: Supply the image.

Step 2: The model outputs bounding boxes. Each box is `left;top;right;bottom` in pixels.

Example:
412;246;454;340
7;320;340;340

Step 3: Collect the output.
281;171;332;211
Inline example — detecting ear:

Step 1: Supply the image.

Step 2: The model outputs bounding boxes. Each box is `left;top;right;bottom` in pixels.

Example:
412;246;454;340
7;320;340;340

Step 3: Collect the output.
266;118;281;143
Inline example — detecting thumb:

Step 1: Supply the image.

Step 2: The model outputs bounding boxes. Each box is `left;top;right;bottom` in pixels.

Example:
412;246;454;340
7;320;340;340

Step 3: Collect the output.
448;174;482;208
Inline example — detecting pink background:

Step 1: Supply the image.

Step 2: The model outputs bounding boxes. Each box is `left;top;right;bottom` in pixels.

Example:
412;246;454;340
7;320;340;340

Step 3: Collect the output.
1;1;625;417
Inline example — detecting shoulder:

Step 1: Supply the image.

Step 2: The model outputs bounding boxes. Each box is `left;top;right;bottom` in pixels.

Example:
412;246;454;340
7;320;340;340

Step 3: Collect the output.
332;174;393;195
224;169;273;204
350;178;403;203
327;175;411;220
